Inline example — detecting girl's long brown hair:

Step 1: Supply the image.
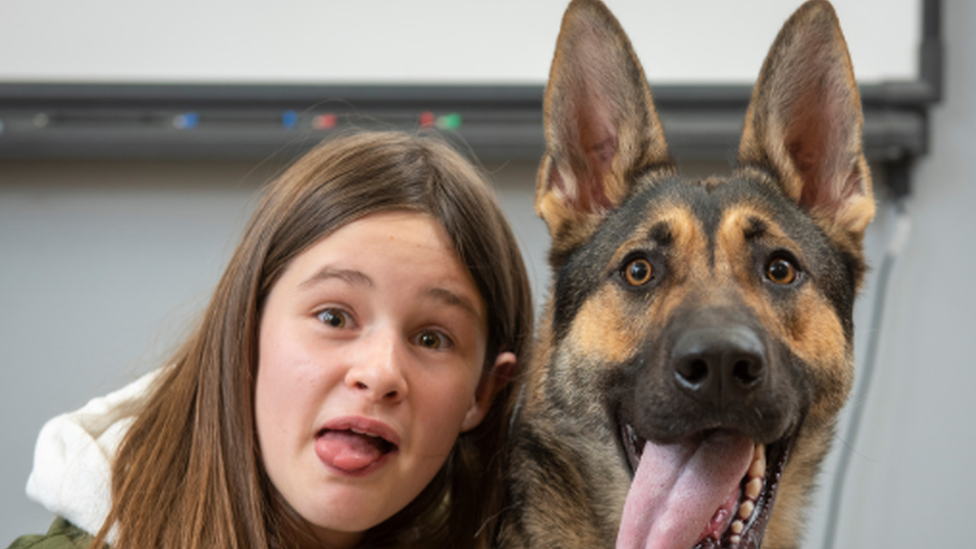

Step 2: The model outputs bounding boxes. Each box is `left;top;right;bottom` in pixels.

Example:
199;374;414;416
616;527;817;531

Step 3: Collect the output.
91;131;533;549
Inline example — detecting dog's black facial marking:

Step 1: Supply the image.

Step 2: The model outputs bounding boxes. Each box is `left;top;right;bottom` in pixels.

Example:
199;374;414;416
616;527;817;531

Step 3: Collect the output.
687;183;726;268
647;219;675;247
743;216;768;240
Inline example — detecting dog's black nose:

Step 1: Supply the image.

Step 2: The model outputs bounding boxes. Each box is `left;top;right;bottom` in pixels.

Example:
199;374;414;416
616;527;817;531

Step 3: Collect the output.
671;325;766;407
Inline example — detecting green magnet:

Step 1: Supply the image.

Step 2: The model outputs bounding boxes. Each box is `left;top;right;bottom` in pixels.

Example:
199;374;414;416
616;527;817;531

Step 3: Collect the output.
436;113;463;130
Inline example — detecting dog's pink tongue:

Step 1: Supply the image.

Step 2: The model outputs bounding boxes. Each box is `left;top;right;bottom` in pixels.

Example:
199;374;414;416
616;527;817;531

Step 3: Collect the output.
616;431;754;549
316;431;386;472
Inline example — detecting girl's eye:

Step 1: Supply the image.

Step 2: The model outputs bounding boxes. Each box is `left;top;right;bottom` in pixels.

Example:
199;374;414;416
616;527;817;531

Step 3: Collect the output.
416;331;451;350
317;309;352;329
623;258;654;286
766;257;798;285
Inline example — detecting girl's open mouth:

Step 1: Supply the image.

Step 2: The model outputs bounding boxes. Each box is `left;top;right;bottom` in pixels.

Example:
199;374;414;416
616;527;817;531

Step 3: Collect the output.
314;419;400;475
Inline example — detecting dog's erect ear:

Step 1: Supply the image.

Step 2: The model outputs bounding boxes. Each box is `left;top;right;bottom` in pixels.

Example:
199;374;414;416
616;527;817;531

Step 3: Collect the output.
537;0;674;262
738;0;874;240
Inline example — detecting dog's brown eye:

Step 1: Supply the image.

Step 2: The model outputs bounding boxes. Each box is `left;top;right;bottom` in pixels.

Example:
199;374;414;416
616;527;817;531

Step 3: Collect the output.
624;258;653;286
766;258;797;285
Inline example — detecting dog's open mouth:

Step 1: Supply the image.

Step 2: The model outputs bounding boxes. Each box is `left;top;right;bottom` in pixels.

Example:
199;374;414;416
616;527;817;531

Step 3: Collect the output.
617;424;793;549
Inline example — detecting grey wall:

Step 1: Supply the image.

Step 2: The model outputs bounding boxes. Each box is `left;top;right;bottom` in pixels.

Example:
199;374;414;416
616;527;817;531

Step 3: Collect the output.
4;3;976;548
0;159;269;539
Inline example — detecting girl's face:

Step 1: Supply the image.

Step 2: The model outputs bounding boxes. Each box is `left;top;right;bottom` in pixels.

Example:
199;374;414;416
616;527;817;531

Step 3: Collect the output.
255;211;515;548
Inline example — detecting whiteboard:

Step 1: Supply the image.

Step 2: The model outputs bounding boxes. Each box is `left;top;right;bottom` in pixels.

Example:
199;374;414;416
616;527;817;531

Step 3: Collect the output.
0;0;920;86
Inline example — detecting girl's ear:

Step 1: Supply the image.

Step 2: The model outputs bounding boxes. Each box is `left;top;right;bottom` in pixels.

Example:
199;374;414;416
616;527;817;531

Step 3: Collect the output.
461;351;517;432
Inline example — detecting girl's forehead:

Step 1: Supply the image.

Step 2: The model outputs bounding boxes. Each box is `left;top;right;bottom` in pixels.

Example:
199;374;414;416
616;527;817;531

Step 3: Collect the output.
298;211;458;271
281;211;484;312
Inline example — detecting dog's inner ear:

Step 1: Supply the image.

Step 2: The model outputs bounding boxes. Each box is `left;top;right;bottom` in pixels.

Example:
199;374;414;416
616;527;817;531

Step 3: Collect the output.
555;87;618;214
738;0;875;239
537;0;674;249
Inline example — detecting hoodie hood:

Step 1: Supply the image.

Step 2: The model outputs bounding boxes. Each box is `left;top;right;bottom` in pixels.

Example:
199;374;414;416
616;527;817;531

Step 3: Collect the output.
26;369;161;542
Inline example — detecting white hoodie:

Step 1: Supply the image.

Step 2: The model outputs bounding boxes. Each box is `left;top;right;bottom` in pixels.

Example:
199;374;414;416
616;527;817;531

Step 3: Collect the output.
25;369;161;542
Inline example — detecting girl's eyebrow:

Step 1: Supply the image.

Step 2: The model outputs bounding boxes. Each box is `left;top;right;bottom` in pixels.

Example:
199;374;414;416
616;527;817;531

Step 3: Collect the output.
298;267;480;320
298;267;373;290
423;287;481;321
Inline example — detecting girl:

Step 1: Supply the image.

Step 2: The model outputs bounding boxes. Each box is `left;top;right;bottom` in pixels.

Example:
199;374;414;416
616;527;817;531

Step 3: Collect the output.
10;131;533;549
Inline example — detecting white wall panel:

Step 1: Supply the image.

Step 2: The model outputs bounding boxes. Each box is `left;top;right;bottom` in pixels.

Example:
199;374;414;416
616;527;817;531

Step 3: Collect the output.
0;0;919;85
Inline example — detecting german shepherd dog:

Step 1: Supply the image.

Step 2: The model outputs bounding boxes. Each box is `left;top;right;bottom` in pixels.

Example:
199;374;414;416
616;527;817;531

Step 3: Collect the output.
496;1;875;548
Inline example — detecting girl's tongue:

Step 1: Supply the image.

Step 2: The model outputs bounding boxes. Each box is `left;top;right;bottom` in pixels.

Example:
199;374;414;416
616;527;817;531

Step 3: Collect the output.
616;431;754;549
316;430;393;472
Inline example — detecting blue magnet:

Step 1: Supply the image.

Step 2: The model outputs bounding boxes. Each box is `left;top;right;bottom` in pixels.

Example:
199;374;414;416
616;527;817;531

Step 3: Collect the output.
282;110;298;129
174;112;199;130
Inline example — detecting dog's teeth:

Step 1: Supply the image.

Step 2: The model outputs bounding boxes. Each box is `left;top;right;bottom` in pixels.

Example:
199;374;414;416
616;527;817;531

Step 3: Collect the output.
749;460;765;478
745;477;763;500
749;444;766;478
625;424;643;455
738;500;755;520
727;475;762;540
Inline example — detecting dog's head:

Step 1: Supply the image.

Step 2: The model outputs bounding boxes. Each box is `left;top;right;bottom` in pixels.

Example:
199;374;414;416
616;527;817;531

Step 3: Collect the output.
535;1;874;548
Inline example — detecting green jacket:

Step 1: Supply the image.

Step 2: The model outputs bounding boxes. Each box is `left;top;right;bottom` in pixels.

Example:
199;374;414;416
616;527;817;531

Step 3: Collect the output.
6;518;101;549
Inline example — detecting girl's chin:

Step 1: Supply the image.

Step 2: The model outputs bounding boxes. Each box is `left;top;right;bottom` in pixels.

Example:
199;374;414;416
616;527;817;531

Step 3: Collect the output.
304;525;366;549
293;487;403;538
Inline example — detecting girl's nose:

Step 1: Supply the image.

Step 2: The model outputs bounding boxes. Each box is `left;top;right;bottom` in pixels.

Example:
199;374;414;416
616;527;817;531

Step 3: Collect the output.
344;331;409;403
